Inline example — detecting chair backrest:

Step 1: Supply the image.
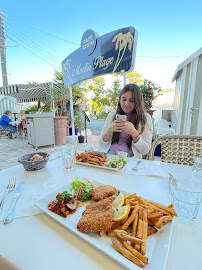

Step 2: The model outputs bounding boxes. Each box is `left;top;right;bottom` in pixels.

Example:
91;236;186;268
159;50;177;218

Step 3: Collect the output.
0;125;7;137
0;125;6;131
149;135;202;166
156;119;170;129
21;119;27;129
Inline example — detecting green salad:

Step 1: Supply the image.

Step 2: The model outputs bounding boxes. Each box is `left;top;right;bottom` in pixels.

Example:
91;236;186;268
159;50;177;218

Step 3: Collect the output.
104;157;126;169
71;177;94;202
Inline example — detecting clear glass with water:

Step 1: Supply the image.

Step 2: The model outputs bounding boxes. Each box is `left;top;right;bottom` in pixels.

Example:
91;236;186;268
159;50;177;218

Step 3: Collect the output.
192;157;202;177
170;177;202;221
61;144;76;171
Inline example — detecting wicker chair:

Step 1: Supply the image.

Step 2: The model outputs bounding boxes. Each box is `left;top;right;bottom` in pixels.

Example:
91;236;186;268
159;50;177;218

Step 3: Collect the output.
0;125;8;138
148;135;202;166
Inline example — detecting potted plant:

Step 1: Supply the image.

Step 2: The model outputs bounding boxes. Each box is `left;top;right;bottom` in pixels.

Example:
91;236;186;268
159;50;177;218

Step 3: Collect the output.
74;111;85;143
139;79;162;116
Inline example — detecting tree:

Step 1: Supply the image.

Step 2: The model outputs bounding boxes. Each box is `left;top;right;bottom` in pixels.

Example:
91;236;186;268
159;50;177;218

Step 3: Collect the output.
107;78;122;110
48;68;85;115
26;80;41;108
87;77;109;116
139;79;162;109
160;88;175;93
27;81;38;85
126;70;143;84
53;68;84;103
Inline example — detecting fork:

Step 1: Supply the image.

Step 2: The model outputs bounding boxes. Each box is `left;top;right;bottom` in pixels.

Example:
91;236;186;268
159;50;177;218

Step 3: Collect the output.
132;160;141;171
0;178;16;215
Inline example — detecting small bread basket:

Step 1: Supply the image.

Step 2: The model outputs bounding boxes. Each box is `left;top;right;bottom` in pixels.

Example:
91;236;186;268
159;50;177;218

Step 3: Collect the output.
18;152;50;171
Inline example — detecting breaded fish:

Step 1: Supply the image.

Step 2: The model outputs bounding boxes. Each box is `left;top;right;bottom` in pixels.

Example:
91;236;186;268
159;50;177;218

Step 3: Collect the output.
90;185;117;201
77;198;113;232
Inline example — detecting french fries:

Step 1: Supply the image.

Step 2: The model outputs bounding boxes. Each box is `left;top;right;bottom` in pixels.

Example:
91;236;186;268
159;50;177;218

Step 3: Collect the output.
103;191;177;268
145;199;178;216
121;204;139;230
76;152;107;166
147;211;163;220
111;238;145;268
155;215;172;229
120;240;148;265
141;209;148;255
147;225;157;236
116;232;144;244
106;229;127;237
99;230;106;237
135;207;143;251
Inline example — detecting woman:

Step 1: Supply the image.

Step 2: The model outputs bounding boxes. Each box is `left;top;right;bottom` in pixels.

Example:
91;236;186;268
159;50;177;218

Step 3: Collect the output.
0;110;17;139
18;110;26;134
17;110;26;122
99;83;153;158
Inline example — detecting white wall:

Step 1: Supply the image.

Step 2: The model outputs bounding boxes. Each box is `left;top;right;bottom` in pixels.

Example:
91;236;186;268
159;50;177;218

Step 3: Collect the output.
171;66;187;134
0;96;17;121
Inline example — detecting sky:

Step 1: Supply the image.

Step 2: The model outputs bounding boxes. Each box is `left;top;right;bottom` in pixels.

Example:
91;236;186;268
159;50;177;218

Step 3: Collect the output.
1;0;202;90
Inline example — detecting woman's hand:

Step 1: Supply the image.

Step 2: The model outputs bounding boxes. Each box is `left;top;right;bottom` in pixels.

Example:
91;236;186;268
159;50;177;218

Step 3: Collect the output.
102;120;124;142
123;121;139;137
108;120;125;133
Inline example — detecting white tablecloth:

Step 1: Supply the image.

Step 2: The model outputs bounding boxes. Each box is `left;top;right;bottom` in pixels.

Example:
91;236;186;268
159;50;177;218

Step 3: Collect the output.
0;152;201;270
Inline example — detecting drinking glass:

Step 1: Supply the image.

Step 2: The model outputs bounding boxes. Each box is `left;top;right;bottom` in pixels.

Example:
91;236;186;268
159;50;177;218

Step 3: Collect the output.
117;151;128;161
170;177;202;221
61;142;77;171
192;157;202;177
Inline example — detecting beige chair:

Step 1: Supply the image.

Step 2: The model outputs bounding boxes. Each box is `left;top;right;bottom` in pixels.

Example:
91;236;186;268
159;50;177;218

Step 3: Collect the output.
149;135;202;166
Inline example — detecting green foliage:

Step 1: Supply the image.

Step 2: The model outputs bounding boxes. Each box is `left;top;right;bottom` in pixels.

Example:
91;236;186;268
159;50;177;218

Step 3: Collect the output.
25;105;38;114
126;70;143;84
49;87;69;116
74;111;85;133
53;69;65;88
41;100;52;112
139;79;162;109
49;69;85;116
160;88;175;93
87;77;109;115
72;83;85;104
27;81;37;85
94;111;108;120
107;78;122;110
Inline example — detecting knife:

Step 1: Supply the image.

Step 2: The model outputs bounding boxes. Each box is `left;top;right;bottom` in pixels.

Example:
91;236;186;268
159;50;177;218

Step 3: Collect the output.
3;182;24;224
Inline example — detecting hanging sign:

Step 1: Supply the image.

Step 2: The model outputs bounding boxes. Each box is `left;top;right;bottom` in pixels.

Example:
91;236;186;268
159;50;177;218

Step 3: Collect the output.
62;26;137;86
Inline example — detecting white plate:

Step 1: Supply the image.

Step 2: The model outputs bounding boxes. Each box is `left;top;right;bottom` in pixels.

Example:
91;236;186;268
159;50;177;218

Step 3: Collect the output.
35;180;173;270
76;155;127;172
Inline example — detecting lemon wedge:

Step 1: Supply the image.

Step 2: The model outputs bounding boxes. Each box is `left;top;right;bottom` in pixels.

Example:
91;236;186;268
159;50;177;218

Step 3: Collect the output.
113;205;130;221
112;192;125;209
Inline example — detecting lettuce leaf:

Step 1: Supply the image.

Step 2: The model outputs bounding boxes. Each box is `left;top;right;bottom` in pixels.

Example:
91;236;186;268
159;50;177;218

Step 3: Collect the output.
70;177;94;202
104;157;126;169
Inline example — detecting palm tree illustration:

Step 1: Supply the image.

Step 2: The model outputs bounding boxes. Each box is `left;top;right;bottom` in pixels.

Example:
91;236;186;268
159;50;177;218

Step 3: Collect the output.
112;32;134;73
63;59;73;84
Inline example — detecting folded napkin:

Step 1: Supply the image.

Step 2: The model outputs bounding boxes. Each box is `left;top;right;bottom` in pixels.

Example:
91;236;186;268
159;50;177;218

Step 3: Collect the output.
0;181;59;222
125;160;168;177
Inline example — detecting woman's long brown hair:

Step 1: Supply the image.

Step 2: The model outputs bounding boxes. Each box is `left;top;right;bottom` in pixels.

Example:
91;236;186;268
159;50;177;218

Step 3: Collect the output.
111;83;147;150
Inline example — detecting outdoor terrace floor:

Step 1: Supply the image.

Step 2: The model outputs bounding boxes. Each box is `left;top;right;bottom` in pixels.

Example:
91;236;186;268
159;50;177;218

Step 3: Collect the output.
0;135;99;171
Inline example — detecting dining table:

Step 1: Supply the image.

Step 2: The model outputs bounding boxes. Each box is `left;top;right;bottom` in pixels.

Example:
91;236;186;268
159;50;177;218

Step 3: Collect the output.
0;152;202;270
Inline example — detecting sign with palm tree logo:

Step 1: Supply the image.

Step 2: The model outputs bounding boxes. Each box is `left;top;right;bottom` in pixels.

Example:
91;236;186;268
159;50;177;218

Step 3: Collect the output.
62;27;137;87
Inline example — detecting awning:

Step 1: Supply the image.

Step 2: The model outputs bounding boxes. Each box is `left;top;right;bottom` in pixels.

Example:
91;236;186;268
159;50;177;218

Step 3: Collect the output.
172;47;202;82
0;82;60;103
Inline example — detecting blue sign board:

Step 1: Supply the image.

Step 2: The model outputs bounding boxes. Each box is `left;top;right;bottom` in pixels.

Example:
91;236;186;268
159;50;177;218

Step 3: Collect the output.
62;26;137;86
80;29;98;56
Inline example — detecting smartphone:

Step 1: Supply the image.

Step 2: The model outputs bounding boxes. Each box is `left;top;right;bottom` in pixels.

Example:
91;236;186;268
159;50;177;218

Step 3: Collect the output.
116;114;127;122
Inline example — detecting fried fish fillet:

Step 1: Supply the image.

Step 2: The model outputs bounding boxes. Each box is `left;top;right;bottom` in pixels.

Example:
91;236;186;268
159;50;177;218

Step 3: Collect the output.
90;185;117;201
77;198;113;232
